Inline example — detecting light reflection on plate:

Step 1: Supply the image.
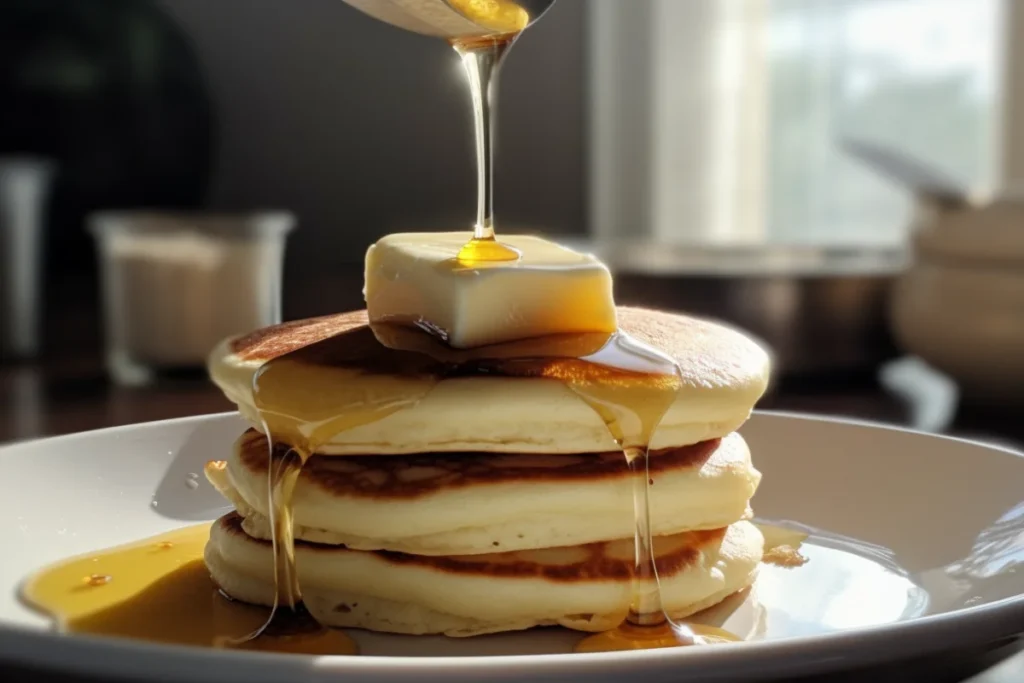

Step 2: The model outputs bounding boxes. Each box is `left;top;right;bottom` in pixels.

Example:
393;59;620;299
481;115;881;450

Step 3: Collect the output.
755;539;928;636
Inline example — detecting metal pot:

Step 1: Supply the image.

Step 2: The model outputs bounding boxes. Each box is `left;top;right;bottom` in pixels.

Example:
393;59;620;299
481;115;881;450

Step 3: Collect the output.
572;241;906;379
842;137;1024;405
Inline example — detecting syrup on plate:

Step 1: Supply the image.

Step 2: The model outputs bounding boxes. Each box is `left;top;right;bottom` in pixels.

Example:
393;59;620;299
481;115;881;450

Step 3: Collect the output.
20;523;356;655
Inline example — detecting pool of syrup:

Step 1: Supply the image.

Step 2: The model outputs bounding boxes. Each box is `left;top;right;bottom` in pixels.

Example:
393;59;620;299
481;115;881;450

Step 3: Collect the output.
20;524;356;655
22;517;860;656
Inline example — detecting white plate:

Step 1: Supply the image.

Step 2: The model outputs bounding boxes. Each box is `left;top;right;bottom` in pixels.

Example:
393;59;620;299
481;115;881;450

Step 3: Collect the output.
0;412;1022;682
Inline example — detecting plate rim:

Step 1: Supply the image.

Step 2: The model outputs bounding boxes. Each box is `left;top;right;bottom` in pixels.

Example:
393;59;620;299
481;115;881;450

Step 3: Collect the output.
1;410;1023;681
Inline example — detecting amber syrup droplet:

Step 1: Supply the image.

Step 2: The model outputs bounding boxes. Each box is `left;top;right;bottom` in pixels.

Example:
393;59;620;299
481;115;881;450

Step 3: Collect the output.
81;574;111;587
455;236;521;264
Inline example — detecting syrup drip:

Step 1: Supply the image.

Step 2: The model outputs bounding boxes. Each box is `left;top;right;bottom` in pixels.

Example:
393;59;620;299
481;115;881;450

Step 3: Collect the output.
244;332;440;650
20;524;357;655
266;446;308;611
451;26;521;263
530;333;730;651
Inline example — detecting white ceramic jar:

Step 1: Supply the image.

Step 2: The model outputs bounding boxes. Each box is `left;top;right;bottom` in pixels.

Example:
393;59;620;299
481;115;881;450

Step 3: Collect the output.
890;198;1024;406
90;212;295;387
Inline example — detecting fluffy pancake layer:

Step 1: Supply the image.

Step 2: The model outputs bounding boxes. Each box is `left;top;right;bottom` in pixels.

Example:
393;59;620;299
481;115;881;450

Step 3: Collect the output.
207;307;771;454
205;513;763;637
206;430;761;556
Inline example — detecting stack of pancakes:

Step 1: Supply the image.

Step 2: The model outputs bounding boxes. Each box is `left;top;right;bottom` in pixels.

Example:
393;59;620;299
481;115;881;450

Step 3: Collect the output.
203;307;771;637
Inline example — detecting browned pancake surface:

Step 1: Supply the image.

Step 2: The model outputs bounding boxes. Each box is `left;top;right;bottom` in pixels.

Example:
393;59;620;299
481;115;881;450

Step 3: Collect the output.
231;311;368;362
235;429;720;499
230;307;731;368
217;513;718;581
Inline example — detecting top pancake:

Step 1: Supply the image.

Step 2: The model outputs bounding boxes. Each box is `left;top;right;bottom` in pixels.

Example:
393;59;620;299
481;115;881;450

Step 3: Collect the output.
208;307;771;454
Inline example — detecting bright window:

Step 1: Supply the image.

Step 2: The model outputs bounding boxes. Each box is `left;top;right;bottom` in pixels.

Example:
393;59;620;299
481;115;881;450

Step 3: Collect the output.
589;0;1004;246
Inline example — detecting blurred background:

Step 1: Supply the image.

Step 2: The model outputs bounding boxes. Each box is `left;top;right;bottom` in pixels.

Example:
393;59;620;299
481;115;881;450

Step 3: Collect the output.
2;0;1023;448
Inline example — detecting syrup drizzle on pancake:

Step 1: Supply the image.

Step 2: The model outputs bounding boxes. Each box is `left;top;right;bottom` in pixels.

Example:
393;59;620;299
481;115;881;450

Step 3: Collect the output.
244;327;439;650
247;313;734;650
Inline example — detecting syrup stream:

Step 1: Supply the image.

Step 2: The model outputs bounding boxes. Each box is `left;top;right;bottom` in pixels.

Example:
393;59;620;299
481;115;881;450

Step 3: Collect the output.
453;36;521;262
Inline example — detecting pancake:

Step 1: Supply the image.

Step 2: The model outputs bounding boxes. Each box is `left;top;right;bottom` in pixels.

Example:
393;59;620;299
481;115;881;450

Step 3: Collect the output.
206;431;761;556
207;307;771;455
205;513;763;637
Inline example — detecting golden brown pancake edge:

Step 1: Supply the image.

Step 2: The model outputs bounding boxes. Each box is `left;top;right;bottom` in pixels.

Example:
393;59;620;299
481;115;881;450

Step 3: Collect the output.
216;512;722;582
233;428;724;497
228;306;767;373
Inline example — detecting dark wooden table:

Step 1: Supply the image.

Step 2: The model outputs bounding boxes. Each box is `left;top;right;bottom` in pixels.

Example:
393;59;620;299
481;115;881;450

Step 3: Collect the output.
1;353;1022;682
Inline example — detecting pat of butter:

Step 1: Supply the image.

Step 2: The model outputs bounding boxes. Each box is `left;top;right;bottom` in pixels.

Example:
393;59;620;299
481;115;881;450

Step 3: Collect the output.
364;232;617;348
